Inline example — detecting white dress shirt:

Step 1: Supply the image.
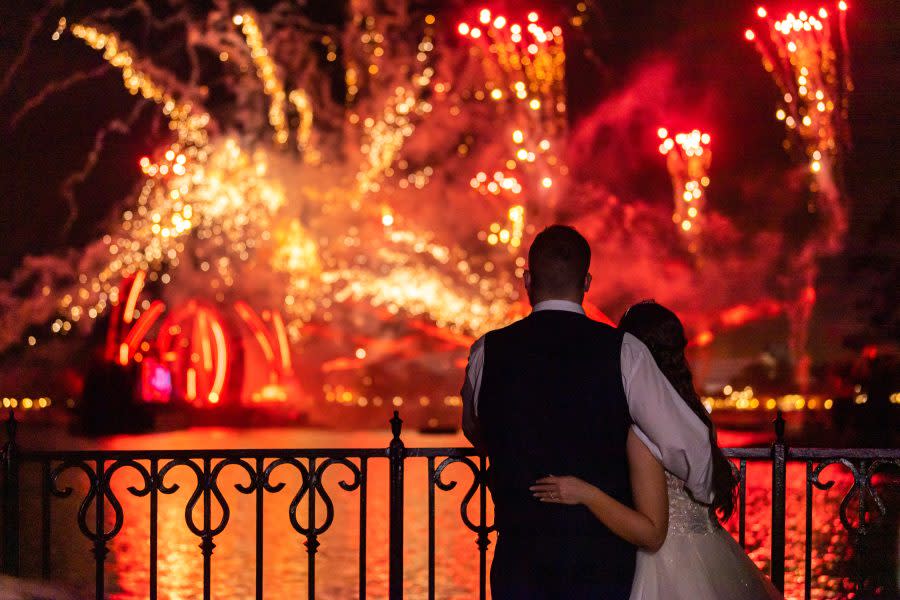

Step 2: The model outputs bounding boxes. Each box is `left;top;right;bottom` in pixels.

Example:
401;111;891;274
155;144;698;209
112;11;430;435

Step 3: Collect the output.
461;299;714;503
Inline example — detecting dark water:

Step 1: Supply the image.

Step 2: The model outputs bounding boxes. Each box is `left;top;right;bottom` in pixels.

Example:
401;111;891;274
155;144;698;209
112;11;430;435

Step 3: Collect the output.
13;427;893;599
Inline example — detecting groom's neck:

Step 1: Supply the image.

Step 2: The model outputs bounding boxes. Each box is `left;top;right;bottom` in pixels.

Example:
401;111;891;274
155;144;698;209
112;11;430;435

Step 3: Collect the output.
528;293;584;306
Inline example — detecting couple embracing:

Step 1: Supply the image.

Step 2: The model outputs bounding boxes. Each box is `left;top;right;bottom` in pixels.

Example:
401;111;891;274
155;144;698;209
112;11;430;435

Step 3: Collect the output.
462;225;782;599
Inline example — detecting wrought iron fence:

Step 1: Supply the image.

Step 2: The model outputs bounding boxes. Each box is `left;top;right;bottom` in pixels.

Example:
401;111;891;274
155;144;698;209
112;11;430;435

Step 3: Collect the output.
2;409;899;599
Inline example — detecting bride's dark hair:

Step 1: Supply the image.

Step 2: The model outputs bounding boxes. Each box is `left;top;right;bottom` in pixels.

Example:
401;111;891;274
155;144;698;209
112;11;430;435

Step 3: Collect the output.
619;301;738;523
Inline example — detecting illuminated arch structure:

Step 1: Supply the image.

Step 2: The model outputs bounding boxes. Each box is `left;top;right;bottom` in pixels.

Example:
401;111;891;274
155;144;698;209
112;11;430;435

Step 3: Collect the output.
105;272;303;411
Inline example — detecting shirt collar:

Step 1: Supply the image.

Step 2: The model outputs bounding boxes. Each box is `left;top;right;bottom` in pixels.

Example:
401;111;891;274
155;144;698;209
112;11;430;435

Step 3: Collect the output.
531;299;586;315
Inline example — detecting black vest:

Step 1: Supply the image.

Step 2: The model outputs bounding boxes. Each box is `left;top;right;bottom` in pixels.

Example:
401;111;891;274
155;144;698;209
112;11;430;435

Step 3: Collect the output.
479;310;636;584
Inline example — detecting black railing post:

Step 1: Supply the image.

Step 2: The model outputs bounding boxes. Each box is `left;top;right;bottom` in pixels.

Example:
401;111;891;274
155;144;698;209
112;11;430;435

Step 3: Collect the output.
770;410;786;593
2;409;20;576
388;411;405;600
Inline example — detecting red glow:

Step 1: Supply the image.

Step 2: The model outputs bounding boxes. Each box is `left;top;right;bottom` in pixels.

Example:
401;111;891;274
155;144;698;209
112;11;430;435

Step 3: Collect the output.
583;302;615;326
457;22;470;36
693;330;715;347
208;318;227;403
756;7;767;18
803;285;816;304
106;272;156;363
745;29;756;41
157;301;229;406
140;358;172;403
122;270;146;324
527;11;539;23
719;299;781;327
271;312;293;373
407;319;476;347
234;301;276;364
838;1;847;11
121;300;166;364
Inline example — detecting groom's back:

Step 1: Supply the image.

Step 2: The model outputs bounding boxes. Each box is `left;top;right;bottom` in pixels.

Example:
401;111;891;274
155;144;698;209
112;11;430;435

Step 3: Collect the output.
479;309;636;585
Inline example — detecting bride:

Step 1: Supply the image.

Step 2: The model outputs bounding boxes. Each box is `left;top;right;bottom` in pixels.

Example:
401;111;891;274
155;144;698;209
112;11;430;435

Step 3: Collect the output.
530;301;782;600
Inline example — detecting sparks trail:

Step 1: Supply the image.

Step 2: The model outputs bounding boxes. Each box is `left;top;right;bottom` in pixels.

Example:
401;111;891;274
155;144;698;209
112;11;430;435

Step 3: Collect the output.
0;4;558;407
746;4;853;389
0;0;63;97
657;128;711;255
0;2;853;409
9;65;110;129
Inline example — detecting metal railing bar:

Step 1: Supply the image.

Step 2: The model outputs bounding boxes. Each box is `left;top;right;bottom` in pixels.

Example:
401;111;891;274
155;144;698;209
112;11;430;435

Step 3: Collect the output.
804;460;813;600
427;456;436;600
20;448;391;461
255;456;264;600
202;457;212;600
2;409;900;600
94;459;105;600
307;456;317;600
789;448;900;459
41;460;51;579
359;456;368;600
739;459;747;549
149;458;158;600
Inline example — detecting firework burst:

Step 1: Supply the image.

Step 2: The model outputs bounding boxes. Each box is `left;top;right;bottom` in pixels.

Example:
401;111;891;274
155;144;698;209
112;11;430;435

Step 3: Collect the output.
657;128;711;254
745;3;853;389
3;3;578;408
745;3;852;250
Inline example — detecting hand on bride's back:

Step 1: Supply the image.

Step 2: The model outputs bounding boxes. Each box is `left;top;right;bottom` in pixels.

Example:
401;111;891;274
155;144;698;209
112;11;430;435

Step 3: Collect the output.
530;475;593;505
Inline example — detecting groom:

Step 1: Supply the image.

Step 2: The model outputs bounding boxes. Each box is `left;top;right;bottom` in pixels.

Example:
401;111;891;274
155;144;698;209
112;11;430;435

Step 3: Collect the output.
462;225;714;599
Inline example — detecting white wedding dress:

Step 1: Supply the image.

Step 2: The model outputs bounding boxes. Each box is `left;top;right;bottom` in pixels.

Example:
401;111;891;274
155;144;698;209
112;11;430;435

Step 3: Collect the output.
629;472;783;600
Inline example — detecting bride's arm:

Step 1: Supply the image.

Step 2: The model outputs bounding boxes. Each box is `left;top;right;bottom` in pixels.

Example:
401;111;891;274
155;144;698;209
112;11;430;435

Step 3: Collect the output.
530;429;669;551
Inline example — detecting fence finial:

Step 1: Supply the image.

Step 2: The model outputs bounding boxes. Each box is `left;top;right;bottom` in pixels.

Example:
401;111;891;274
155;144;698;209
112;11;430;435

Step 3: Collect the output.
773;409;785;444
390;410;403;446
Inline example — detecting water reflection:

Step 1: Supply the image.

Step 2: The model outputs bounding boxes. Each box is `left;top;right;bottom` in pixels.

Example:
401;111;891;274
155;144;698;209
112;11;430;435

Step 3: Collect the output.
15;428;893;599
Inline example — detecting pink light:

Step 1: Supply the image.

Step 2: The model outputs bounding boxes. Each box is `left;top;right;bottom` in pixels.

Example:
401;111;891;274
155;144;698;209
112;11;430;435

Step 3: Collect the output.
141;359;172;403
457;22;470;36
493;16;507;29
470;27;482;39
757;7;767;18
527;11;539;23
838;1;847;11
479;8;491;25
745;29;756;41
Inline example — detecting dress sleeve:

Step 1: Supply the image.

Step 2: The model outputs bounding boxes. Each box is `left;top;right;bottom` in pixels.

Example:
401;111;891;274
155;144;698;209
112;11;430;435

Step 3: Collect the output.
621;333;714;503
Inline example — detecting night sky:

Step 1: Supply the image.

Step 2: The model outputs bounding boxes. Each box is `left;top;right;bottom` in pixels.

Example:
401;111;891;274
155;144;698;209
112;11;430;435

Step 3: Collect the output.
0;0;897;354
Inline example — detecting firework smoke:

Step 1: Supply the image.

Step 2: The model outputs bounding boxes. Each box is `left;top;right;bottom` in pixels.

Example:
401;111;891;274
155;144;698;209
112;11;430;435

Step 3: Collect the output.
746;4;852;389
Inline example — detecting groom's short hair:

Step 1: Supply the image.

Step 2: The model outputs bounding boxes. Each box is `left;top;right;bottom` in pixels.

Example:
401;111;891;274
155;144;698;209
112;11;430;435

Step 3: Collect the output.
528;225;591;294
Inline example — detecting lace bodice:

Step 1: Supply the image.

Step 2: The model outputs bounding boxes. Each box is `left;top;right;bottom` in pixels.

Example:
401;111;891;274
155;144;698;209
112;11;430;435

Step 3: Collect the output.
666;471;719;535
